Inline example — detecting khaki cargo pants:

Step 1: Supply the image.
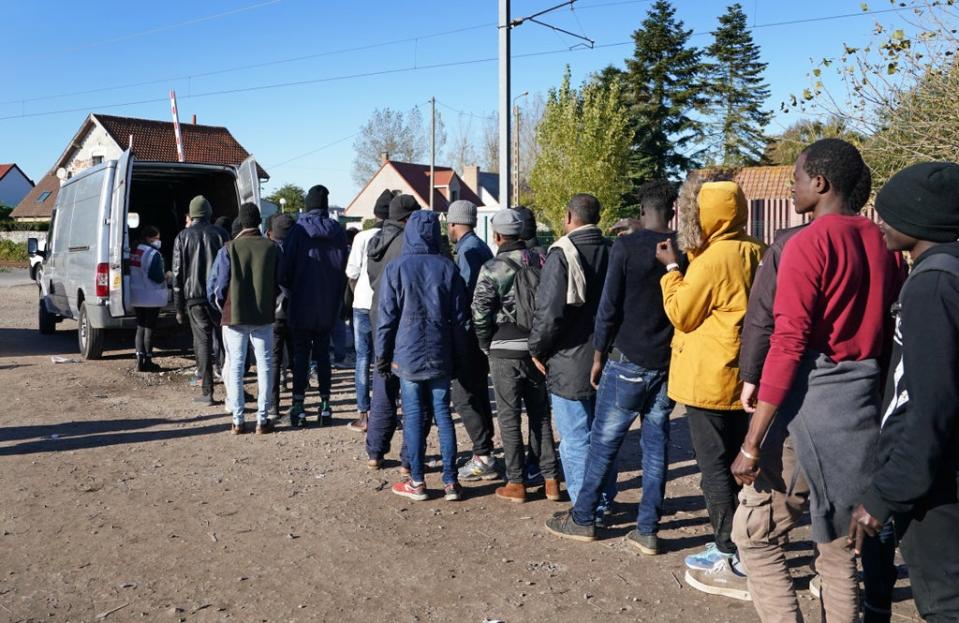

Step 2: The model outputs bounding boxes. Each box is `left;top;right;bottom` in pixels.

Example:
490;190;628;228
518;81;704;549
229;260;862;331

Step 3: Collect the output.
732;437;859;623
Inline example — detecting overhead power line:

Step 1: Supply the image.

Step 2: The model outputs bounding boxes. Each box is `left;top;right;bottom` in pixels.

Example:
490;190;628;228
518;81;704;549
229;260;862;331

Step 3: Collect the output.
22;0;283;61
0;4;920;123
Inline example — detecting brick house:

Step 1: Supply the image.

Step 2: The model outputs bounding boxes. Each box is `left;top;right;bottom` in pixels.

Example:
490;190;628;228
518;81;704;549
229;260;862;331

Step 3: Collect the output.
11;113;266;222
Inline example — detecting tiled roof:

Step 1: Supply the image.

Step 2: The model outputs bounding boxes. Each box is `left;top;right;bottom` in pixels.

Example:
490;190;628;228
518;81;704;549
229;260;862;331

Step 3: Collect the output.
734;165;793;200
10;173;60;219
388;160;483;211
92;114;268;179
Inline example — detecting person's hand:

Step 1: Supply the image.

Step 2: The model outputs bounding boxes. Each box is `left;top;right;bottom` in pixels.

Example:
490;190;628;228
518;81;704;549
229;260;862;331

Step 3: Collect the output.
375;359;392;377
655;239;678;267
741;382;759;414
531;356;547;376
590;357;604;390
176;312;185;325
848;504;882;555
731;444;761;486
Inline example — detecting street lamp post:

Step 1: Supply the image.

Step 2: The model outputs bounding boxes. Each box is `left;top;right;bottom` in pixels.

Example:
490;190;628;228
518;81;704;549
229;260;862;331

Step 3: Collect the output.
512;91;528;207
279;197;287;214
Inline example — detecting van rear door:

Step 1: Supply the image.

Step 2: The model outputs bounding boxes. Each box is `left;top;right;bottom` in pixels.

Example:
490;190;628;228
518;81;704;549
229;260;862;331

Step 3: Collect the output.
108;149;133;317
235;156;261;209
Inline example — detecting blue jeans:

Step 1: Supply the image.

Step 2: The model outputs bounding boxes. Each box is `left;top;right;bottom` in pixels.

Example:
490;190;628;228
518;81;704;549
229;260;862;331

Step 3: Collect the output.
353;309;372;413
400;376;457;486
572;360;673;533
551;393;615;508
222;324;274;425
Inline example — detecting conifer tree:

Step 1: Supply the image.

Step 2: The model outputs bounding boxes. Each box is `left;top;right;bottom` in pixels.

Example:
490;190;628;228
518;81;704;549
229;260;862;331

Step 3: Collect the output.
624;0;706;185
705;3;771;166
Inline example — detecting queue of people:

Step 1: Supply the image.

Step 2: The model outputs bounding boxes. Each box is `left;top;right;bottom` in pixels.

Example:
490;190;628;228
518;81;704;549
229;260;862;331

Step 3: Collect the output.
127;141;958;622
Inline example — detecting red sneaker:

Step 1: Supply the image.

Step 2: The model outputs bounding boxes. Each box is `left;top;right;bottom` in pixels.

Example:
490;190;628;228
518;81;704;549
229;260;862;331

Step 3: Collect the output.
392;480;427;501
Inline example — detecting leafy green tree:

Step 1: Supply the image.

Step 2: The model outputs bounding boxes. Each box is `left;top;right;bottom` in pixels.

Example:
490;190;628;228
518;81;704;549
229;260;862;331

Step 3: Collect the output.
624;0;707;185
529;67;632;232
764;117;865;165
267;183;306;214
705;3;771;166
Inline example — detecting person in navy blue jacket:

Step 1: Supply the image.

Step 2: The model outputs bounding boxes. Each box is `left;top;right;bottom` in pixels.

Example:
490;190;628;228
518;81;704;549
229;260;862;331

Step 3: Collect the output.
375;211;470;502
279;185;348;427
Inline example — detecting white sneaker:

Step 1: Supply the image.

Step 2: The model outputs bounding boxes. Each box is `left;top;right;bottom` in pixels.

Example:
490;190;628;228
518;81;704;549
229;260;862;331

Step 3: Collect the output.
684;556;752;601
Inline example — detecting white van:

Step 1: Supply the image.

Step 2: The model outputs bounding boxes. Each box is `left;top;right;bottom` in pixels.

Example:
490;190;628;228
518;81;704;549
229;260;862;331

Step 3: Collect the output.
28;151;272;359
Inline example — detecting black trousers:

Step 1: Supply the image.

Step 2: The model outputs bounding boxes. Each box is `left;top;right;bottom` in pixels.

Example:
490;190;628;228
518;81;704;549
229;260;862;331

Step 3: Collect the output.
292;328;330;400
134;307;160;355
898;480;959;622
272;318;292;410
685;406;748;555
451;337;495;457
187;304;218;396
490;356;558;484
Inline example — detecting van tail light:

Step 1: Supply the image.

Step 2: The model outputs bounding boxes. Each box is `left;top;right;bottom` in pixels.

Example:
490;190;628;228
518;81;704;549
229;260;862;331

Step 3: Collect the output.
96;263;109;297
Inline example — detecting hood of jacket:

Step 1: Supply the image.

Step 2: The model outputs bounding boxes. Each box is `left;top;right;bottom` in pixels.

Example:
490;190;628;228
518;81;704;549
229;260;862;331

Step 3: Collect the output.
402;211;441;256
368;219;405;262
699;181;748;244
296;209;340;240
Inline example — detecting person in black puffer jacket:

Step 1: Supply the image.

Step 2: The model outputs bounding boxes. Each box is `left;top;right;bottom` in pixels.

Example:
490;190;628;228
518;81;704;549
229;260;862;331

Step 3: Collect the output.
172;195;229;404
528;193;610;511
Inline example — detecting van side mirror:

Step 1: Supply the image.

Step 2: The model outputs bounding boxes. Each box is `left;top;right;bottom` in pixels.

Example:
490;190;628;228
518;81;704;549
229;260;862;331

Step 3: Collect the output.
27;237;40;256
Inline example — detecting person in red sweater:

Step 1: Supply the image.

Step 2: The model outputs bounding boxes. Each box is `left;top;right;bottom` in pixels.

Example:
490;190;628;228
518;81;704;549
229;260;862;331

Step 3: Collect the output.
729;139;903;622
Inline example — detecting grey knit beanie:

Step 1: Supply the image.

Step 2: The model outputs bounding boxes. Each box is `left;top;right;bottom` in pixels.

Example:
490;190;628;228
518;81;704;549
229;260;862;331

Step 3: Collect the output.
447;200;478;227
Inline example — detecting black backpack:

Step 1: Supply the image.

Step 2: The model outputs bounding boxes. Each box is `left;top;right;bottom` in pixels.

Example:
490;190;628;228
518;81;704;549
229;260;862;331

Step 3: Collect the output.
501;251;543;332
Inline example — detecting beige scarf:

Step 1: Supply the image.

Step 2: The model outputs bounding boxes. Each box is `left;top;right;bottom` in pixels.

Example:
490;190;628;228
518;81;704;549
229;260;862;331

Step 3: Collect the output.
548;224;598;306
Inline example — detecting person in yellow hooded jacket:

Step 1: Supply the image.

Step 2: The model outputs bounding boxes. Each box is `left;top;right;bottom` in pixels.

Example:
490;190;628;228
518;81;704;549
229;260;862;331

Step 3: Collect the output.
655;178;764;597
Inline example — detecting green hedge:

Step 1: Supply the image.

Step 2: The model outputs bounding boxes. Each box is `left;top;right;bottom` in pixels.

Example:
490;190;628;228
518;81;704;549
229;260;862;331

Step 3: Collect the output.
0;240;28;262
0;220;49;232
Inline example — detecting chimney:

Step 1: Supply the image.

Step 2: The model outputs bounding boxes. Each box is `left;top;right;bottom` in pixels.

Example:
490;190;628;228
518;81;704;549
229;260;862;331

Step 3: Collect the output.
462;164;480;196
380;151;390;165
191;114;197;125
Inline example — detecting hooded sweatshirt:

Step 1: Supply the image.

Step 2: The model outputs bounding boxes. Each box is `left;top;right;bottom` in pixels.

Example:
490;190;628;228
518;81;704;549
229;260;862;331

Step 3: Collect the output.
278;209;348;332
366;219;407;332
660;181;765;411
374;211;469;381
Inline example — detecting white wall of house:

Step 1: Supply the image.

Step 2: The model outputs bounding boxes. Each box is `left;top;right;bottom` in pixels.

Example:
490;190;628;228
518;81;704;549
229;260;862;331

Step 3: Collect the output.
66;123;120;176
0;169;33;207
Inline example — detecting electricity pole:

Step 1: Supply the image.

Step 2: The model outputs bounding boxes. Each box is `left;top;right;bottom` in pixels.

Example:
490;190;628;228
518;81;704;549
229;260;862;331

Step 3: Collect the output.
430;96;436;211
512;91;528;207
498;0;511;211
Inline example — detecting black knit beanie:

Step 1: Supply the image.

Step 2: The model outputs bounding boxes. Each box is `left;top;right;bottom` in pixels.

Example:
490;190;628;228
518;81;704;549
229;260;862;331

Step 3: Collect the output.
875;162;959;243
269;213;295;242
374;189;393;220
238;202;261;230
305;185;330;212
389;194;421;221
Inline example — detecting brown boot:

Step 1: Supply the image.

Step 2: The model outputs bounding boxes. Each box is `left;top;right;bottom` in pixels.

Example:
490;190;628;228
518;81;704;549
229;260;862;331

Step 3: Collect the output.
544;479;562;501
495;482;527;503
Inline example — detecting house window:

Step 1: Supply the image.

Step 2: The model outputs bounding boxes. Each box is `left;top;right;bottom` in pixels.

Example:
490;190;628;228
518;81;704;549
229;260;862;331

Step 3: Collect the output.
37;191;51;203
450;188;459;202
91;156;103;165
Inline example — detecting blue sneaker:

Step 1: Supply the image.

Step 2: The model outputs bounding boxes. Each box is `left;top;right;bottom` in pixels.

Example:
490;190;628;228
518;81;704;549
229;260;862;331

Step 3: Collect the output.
684;543;734;570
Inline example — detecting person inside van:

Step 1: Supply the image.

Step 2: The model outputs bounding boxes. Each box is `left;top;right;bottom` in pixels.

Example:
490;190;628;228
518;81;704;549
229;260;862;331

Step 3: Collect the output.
172;195;229;406
130;225;168;373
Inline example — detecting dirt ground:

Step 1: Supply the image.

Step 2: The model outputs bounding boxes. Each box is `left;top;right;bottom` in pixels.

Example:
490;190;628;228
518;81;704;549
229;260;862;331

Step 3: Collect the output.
0;277;920;622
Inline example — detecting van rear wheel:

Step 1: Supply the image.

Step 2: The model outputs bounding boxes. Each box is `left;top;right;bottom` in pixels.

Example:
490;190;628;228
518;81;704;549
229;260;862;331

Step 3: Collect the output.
78;302;104;360
38;300;56;335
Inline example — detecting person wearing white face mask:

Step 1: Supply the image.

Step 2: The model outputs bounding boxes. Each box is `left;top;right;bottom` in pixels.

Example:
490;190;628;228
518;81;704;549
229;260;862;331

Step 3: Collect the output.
130;225;169;372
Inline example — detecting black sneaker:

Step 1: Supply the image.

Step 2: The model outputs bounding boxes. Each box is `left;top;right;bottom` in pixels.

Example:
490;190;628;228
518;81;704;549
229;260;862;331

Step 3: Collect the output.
626;530;660;555
545;510;596;542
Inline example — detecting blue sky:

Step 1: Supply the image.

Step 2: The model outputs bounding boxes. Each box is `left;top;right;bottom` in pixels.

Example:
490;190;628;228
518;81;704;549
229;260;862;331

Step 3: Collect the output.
2;0;916;206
